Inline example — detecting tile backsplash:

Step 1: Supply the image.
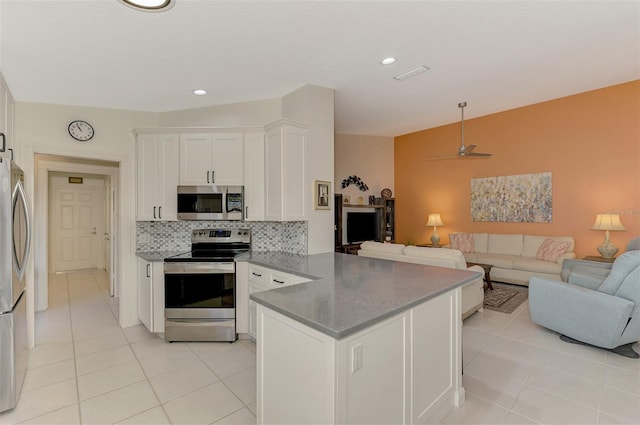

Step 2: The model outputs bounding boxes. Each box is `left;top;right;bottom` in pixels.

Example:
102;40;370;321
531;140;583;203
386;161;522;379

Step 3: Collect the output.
136;221;307;254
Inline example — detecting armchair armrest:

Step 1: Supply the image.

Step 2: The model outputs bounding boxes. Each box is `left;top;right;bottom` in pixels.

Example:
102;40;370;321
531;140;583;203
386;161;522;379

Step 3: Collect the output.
567;271;604;290
560;258;613;281
529;276;634;349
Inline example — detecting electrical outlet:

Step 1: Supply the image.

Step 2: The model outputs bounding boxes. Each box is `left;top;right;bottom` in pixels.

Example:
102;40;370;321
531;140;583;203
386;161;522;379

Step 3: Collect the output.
352;344;363;373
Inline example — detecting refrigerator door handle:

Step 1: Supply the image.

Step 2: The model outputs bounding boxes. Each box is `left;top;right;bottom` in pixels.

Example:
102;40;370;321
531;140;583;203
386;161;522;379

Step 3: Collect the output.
12;180;31;282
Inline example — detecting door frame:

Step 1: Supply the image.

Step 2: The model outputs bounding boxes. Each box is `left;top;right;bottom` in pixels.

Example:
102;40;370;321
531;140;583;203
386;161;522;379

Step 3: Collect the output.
34;156;119;311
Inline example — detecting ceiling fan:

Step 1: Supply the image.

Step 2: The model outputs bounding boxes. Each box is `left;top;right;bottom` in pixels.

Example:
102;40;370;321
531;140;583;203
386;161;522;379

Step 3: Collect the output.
428;102;492;160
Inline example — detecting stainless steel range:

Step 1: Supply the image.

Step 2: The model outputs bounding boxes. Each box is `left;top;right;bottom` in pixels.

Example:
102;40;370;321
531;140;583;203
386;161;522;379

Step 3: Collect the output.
164;228;251;342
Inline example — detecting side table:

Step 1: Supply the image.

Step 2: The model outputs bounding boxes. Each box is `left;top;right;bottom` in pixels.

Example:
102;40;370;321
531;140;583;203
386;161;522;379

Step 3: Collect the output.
466;262;494;290
583;255;615;263
416;243;443;248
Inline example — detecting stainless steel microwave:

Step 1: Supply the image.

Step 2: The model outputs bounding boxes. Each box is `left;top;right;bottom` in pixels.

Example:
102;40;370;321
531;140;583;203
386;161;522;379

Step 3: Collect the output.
177;186;244;221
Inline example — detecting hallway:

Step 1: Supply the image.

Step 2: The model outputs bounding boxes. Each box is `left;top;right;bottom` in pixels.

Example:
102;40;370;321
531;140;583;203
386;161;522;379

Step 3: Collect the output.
0;270;257;424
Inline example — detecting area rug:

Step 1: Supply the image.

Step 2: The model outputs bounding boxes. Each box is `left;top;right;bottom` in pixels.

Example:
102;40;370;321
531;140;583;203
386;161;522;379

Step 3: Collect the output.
483;283;528;314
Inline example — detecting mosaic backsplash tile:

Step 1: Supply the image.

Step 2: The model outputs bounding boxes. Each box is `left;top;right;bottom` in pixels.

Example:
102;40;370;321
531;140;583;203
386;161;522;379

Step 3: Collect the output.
136;220;308;254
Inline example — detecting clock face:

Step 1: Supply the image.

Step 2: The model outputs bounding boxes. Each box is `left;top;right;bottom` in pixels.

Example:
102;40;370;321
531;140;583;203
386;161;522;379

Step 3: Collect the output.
68;120;94;141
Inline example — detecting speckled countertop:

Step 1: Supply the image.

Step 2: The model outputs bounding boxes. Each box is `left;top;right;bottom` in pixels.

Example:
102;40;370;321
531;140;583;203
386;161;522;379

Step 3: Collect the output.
246;251;481;339
135;250;186;262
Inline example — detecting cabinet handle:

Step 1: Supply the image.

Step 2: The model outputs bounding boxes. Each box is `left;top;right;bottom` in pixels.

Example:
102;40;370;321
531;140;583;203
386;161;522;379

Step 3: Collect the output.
153;206;157;219
245;206;248;219
252;272;262;277
273;279;285;285
158;206;162;219
146;263;150;278
0;133;4;152
211;170;215;183
207;171;210;184
8;148;13;161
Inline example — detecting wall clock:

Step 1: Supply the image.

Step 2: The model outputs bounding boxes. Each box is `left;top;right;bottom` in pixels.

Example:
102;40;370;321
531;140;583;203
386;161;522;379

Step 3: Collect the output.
68;120;95;142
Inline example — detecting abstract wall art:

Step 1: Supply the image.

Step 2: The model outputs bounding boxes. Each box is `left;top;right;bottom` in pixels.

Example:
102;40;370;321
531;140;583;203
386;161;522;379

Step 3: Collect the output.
471;172;552;223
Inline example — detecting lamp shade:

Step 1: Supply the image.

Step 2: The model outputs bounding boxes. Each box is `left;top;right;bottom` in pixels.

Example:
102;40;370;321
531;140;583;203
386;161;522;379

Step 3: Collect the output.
426;213;444;227
591;214;626;231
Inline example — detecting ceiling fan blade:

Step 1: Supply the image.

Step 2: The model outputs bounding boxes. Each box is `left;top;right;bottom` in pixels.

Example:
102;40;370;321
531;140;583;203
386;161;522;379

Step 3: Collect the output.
427;153;459;160
463;152;492;157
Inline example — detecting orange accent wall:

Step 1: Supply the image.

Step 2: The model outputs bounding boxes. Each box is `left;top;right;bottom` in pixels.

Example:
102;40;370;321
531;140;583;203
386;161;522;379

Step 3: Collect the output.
394;81;640;258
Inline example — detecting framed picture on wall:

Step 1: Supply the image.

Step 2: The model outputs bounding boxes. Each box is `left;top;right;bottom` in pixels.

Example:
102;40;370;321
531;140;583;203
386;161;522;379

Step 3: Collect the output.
314;180;331;210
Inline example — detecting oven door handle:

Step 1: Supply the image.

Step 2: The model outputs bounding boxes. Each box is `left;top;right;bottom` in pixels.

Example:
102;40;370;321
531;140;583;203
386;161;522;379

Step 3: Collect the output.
164;262;235;274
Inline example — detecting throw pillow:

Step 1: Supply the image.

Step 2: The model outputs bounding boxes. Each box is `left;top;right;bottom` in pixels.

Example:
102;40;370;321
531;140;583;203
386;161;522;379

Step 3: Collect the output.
536;238;571;262
449;233;474;253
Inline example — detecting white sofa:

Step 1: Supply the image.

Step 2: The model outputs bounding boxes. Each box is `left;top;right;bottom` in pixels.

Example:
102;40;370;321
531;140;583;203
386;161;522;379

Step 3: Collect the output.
357;241;485;319
450;233;576;286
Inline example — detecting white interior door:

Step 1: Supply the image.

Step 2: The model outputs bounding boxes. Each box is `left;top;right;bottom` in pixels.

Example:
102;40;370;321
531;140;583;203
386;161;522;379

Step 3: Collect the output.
49;175;105;272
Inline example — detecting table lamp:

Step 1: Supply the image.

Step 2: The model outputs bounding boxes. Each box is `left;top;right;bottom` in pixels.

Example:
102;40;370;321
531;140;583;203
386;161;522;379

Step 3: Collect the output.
591;213;626;258
426;213;444;245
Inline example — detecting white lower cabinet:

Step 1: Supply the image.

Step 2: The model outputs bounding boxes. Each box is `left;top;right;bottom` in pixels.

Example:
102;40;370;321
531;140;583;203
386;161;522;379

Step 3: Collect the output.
247;263;310;339
256;287;464;425
137;259;165;333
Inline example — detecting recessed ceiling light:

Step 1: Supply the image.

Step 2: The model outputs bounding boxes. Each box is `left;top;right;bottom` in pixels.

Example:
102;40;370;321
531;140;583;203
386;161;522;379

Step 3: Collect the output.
381;57;397;65
118;0;175;12
393;65;430;81
192;89;207;96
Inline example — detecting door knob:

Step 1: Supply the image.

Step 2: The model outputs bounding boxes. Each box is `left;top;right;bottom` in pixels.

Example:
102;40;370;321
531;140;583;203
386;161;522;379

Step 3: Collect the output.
91;227;97;235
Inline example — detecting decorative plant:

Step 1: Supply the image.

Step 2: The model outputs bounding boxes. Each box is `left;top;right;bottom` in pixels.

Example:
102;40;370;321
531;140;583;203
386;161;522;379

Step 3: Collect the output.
341;175;369;192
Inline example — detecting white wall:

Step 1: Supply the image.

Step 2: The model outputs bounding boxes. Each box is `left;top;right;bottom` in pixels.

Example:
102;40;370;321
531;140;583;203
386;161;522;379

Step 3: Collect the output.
14;102;158;338
282;85;335;254
334;133;394;203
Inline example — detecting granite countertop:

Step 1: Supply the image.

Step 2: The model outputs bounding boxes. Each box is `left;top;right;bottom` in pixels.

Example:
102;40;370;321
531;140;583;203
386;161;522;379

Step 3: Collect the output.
135;250;186;262
246;251;481;339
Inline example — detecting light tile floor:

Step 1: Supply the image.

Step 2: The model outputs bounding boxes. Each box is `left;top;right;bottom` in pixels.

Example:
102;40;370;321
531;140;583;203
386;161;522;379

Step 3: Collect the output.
0;270;257;425
1;271;638;424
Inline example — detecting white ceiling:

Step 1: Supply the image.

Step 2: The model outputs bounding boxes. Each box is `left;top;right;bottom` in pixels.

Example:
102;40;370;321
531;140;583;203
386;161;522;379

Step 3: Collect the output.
1;0;638;137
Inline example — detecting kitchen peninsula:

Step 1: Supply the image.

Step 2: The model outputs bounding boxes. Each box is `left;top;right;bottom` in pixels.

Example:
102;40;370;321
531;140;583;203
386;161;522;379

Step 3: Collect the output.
246;251;481;425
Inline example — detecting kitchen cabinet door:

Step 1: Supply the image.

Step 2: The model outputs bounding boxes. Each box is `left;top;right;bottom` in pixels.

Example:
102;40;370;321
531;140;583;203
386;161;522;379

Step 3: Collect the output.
136;134;179;221
151;263;165;333
179;132;244;186
264;120;308;221
138;259;153;331
212;133;243;185
243;131;265;221
0;73;14;158
179;134;213;185
137;259;165;333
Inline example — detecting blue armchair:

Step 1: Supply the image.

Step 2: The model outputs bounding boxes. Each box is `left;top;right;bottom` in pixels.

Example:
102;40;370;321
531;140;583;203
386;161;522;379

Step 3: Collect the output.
529;250;640;358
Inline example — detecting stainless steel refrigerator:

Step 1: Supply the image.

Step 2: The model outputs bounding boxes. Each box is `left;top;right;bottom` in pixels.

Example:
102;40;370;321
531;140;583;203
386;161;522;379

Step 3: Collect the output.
0;158;31;412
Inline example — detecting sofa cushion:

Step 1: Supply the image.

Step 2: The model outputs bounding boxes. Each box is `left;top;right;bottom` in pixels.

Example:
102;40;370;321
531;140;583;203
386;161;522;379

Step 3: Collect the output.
359;241;405;255
488;234;524;256
522;235;574;258
449;233;474;253
513;257;562;274
403;246;467;269
472;233;489;253
536;238;571;262
469;253;519;270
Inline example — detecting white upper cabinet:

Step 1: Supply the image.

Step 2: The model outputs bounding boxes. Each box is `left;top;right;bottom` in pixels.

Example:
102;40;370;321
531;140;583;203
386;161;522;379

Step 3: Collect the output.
179;132;244;186
243;131;265;221
0;72;15;158
264;120;308;221
136;133;179;221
